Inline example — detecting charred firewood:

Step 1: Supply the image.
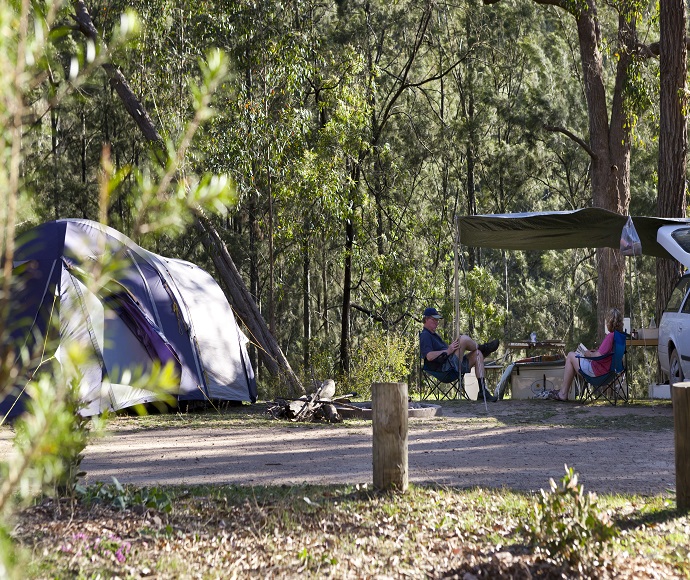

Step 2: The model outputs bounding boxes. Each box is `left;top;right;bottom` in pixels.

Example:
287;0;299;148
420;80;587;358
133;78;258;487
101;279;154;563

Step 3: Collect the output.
266;378;348;423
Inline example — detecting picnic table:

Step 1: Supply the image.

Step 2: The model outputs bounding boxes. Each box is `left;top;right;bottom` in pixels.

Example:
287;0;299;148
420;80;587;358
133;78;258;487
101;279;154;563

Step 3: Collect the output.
506;340;566;356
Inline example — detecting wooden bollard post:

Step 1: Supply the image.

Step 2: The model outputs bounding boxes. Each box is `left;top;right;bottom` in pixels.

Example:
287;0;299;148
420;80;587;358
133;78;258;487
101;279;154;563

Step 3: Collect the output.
673;381;690;513
372;382;408;492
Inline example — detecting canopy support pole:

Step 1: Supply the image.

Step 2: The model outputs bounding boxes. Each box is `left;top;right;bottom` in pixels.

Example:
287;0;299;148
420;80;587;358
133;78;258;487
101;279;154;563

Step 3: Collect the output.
456;215;487;410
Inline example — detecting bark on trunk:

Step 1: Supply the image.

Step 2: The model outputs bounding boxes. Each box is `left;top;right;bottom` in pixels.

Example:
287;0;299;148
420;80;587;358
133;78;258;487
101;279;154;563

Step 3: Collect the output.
576;3;629;338
465;75;477;270
302;232;311;370
197;217;304;396
340;172;356;374
657;0;687;322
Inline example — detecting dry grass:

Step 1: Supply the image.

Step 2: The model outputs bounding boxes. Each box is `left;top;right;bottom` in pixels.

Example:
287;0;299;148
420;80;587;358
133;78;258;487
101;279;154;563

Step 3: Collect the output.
12;482;689;579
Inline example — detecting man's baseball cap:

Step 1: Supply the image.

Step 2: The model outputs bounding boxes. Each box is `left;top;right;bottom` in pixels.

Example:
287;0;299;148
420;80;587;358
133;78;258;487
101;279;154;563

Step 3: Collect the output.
423;307;443;319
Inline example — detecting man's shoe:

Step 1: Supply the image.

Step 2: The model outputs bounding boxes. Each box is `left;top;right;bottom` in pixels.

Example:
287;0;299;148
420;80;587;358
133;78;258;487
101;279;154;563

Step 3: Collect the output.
477;339;499;357
476;386;498;403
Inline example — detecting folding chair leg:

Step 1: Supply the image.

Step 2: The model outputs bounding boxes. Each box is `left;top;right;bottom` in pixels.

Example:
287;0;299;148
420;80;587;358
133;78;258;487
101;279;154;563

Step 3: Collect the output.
420;372;463;401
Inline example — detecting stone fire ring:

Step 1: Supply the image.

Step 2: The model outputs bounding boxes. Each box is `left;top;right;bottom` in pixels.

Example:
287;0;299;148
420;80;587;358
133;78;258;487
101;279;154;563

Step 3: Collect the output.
335;402;442;420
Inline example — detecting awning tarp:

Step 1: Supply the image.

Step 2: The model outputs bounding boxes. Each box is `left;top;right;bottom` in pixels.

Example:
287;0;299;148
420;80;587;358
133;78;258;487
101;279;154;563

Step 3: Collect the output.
456;208;690;259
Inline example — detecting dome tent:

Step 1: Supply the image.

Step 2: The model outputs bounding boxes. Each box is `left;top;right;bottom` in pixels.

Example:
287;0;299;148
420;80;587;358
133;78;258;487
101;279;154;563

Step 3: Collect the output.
1;219;256;419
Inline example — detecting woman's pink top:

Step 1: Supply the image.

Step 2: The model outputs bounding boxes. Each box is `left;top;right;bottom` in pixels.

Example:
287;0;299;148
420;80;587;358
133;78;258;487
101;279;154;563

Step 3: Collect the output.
591;331;615;376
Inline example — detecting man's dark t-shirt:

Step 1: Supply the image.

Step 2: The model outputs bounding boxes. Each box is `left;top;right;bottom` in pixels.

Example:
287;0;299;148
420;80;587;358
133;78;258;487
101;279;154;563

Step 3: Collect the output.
419;327;449;372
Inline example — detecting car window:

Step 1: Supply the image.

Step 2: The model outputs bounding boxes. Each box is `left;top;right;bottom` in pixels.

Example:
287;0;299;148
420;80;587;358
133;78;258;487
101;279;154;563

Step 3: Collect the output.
666;276;690;312
682;293;690;313
671;228;690;253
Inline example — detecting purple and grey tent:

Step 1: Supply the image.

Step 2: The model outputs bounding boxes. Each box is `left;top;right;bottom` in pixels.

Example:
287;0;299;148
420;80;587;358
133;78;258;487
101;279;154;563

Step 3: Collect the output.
1;219;256;419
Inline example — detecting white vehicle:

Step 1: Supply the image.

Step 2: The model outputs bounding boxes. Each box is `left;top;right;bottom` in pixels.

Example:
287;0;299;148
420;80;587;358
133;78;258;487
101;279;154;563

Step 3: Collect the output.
657;225;690;383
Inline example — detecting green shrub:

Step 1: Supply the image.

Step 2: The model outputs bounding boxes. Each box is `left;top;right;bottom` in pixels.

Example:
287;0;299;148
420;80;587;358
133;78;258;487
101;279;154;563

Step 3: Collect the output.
342;329;415;400
525;465;618;573
79;479;173;513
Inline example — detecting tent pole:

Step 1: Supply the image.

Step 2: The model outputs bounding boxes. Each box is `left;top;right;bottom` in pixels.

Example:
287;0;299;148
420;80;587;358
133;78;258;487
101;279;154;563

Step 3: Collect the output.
457;215;487;410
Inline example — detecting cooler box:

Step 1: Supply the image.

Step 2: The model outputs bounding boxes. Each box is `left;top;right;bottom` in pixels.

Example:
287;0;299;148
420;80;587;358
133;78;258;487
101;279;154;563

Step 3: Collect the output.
510;359;570;399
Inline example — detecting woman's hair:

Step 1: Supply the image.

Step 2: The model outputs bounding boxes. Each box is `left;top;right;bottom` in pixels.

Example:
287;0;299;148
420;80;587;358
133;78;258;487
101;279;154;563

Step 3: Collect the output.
606;307;624;333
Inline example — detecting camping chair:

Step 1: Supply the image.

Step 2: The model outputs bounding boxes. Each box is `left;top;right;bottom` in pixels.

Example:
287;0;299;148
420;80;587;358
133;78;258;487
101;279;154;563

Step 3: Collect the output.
418;340;468;400
419;364;467;400
576;330;628;405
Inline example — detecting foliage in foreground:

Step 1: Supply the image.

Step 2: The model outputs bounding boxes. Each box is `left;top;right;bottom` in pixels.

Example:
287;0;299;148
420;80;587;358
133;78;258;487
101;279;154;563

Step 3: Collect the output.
0;2;236;577
12;481;689;579
525;465;618;574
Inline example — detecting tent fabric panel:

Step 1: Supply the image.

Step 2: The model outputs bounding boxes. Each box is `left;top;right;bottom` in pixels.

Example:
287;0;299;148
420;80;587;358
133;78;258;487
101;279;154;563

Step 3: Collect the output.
7;259;60;358
60;220;201;396
99;293;183;411
136;254;202;396
456;208;690;258
57;269;108;415
63;220;124;264
164;258;256;402
104;383;160;412
60;271;170;416
14;221;68;262
104;293;181;373
0;259;62;420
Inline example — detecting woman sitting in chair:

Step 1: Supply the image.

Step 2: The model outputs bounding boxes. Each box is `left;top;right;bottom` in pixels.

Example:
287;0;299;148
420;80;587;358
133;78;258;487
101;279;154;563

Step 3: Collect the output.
548;307;624;402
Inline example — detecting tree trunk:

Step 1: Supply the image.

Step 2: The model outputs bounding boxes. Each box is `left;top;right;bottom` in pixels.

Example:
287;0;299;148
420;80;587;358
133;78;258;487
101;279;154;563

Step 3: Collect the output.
248;191;260;378
51;108;59;220
264;70;276;337
576;3;629;338
302;231;311;371
321;244;329;334
656;0;687;322
340;165;357;374
465;76;477;270
197;217;304;397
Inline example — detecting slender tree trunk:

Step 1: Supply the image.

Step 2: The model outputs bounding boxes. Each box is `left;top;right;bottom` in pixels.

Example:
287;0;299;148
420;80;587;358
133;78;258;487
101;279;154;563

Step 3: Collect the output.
267;163;275;336
248;190;260;378
302;233;311;371
340;164;358;374
51;108;59;219
81;109;87;184
656;0;687;322
240;57;261;377
321;245;328;334
465;76;477;270
264;67;276;336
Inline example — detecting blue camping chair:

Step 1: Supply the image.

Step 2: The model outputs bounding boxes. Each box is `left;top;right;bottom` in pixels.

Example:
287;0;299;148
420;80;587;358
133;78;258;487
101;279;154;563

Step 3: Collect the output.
419;364;467;400
576;330;628;405
418;336;468;400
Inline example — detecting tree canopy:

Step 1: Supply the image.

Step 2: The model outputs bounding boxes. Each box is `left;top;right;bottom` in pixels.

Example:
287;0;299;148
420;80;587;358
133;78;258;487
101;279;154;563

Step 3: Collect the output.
8;0;683;390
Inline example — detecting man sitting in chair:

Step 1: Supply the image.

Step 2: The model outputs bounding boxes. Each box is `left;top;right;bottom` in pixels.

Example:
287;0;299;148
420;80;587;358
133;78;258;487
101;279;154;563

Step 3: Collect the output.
420;307;500;402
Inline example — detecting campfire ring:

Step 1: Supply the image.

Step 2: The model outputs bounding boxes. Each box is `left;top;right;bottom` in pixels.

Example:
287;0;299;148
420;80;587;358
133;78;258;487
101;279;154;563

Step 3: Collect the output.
335;402;442;420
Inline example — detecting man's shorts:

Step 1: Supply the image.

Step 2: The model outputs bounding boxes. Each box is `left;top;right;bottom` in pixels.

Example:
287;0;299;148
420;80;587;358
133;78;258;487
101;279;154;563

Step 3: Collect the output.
441;354;470;375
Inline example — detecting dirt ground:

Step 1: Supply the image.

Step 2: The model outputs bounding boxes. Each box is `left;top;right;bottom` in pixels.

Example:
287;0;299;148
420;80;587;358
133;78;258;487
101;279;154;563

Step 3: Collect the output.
0;400;676;496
